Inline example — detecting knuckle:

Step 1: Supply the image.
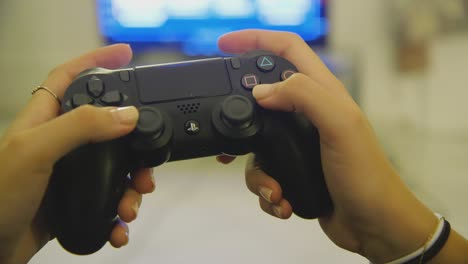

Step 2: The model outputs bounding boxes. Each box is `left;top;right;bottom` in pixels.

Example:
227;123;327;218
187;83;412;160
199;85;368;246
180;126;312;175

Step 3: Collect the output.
1;133;54;172
287;72;309;83
47;63;66;78
282;31;302;42
71;104;101;127
3;133;28;153
342;103;367;128
279;73;311;94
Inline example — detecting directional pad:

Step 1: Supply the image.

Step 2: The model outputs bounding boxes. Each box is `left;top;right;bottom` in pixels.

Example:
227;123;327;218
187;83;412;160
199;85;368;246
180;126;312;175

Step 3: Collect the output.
72;94;94;108
101;91;123;106
87;76;104;97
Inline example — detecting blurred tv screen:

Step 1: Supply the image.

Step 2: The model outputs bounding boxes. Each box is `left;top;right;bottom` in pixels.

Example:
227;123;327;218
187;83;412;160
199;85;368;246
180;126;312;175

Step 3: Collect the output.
97;0;328;55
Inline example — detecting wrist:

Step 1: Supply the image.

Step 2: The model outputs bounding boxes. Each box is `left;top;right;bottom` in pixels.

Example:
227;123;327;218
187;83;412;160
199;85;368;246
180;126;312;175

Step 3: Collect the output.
358;183;439;263
379;214;450;264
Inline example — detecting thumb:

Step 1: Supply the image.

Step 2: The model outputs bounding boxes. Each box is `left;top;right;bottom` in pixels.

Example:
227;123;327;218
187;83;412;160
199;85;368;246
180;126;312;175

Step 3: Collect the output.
252;73;366;143
22;105;139;164
252;73;333;130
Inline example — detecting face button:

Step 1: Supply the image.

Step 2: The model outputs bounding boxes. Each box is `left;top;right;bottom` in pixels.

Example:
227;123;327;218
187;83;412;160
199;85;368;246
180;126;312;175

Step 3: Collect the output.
220;95;254;129
87;76;104;97
72;94;94;108
100;91;123;106
256;56;275;72
281;69;297;81
230;57;241;69
184;120;200;135
241;74;260;90
119;70;130;82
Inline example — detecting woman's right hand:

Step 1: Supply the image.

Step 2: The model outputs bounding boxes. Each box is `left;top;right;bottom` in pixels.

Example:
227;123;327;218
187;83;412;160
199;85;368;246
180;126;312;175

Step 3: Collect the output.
218;29;441;263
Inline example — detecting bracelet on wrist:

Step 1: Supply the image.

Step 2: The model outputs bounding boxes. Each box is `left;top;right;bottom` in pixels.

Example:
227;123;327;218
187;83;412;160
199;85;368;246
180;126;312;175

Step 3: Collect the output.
382;213;451;264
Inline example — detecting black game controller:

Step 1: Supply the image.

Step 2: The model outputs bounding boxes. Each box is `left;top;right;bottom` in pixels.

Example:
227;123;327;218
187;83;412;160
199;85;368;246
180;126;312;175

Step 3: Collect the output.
45;50;333;255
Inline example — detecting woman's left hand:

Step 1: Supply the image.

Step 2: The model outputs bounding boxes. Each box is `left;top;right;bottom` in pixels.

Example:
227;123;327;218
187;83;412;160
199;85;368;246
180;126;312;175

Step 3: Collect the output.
0;44;155;263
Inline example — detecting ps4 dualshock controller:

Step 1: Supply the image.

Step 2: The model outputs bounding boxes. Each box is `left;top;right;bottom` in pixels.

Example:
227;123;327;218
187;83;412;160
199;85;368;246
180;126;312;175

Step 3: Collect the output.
45;50;333;255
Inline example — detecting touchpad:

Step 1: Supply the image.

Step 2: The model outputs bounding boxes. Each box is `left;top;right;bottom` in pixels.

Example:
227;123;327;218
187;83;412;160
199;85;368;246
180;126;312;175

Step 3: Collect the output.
135;58;231;104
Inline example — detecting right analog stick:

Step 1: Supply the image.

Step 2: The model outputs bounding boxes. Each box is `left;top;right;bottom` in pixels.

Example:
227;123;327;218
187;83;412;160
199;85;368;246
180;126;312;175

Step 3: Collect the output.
220;95;254;129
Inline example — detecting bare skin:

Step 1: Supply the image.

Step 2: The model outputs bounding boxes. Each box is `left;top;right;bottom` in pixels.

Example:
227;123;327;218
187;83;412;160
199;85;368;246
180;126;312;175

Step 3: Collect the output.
0;44;155;264
217;29;468;263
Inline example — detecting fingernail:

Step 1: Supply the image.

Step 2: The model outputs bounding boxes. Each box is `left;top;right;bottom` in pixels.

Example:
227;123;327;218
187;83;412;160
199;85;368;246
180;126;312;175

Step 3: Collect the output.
272;205;282;218
124;230;129;245
150;172;156;191
258;186;273;203
253;84;275;100
110;106;138;125
132;202;139;218
111;43;130;48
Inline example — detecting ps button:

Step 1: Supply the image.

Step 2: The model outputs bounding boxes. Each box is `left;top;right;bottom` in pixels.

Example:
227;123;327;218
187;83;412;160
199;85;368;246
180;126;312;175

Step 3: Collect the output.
256;56;275;72
185;120;201;135
230;57;241;69
72;94;94;108
87;76;104;97
241;74;260;90
281;69;297;81
119;70;130;82
101;91;123;106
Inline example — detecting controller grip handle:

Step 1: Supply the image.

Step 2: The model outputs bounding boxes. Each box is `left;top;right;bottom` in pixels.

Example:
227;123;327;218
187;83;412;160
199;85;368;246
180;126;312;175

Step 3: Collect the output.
254;112;333;219
45;140;131;255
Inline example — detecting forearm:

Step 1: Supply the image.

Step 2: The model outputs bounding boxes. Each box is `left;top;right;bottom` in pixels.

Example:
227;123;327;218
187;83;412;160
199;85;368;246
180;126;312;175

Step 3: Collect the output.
428;229;468;263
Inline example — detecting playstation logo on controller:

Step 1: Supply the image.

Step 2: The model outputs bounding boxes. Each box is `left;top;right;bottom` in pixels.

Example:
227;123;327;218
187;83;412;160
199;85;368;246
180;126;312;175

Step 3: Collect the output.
185;120;200;135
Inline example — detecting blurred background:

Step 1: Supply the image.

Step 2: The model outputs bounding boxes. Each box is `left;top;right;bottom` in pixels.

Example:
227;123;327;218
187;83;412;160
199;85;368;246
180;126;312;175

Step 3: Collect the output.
1;0;468;263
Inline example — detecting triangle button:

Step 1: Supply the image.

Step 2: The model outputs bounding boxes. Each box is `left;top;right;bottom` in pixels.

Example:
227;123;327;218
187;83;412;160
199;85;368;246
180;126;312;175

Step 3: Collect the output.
257;56;275;72
261;57;273;67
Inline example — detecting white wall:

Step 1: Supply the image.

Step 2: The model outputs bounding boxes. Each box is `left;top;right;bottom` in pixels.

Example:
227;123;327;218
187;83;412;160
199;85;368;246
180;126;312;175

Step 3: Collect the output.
0;0;101;121
332;0;468;134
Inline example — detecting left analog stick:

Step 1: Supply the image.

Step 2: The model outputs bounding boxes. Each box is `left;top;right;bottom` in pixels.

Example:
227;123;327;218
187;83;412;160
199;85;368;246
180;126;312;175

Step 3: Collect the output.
132;107;165;151
137;107;165;138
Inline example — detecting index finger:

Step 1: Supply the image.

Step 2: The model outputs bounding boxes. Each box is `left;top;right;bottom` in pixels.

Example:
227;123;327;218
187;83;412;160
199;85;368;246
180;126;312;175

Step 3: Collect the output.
5;44;133;137
218;29;343;91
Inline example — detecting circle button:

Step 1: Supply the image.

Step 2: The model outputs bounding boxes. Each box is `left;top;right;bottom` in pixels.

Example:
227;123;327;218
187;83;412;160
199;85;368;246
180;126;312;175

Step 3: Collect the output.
281;69;297;81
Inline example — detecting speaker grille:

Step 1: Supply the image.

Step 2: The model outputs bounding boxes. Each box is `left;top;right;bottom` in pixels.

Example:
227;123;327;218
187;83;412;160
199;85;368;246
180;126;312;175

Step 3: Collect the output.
177;103;200;114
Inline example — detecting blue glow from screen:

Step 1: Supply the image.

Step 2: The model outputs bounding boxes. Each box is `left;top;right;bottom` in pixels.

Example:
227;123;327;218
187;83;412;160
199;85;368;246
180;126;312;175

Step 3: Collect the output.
97;0;327;55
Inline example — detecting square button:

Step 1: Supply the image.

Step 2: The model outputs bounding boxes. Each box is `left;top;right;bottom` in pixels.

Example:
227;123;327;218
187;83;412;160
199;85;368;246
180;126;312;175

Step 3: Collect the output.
242;74;259;89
